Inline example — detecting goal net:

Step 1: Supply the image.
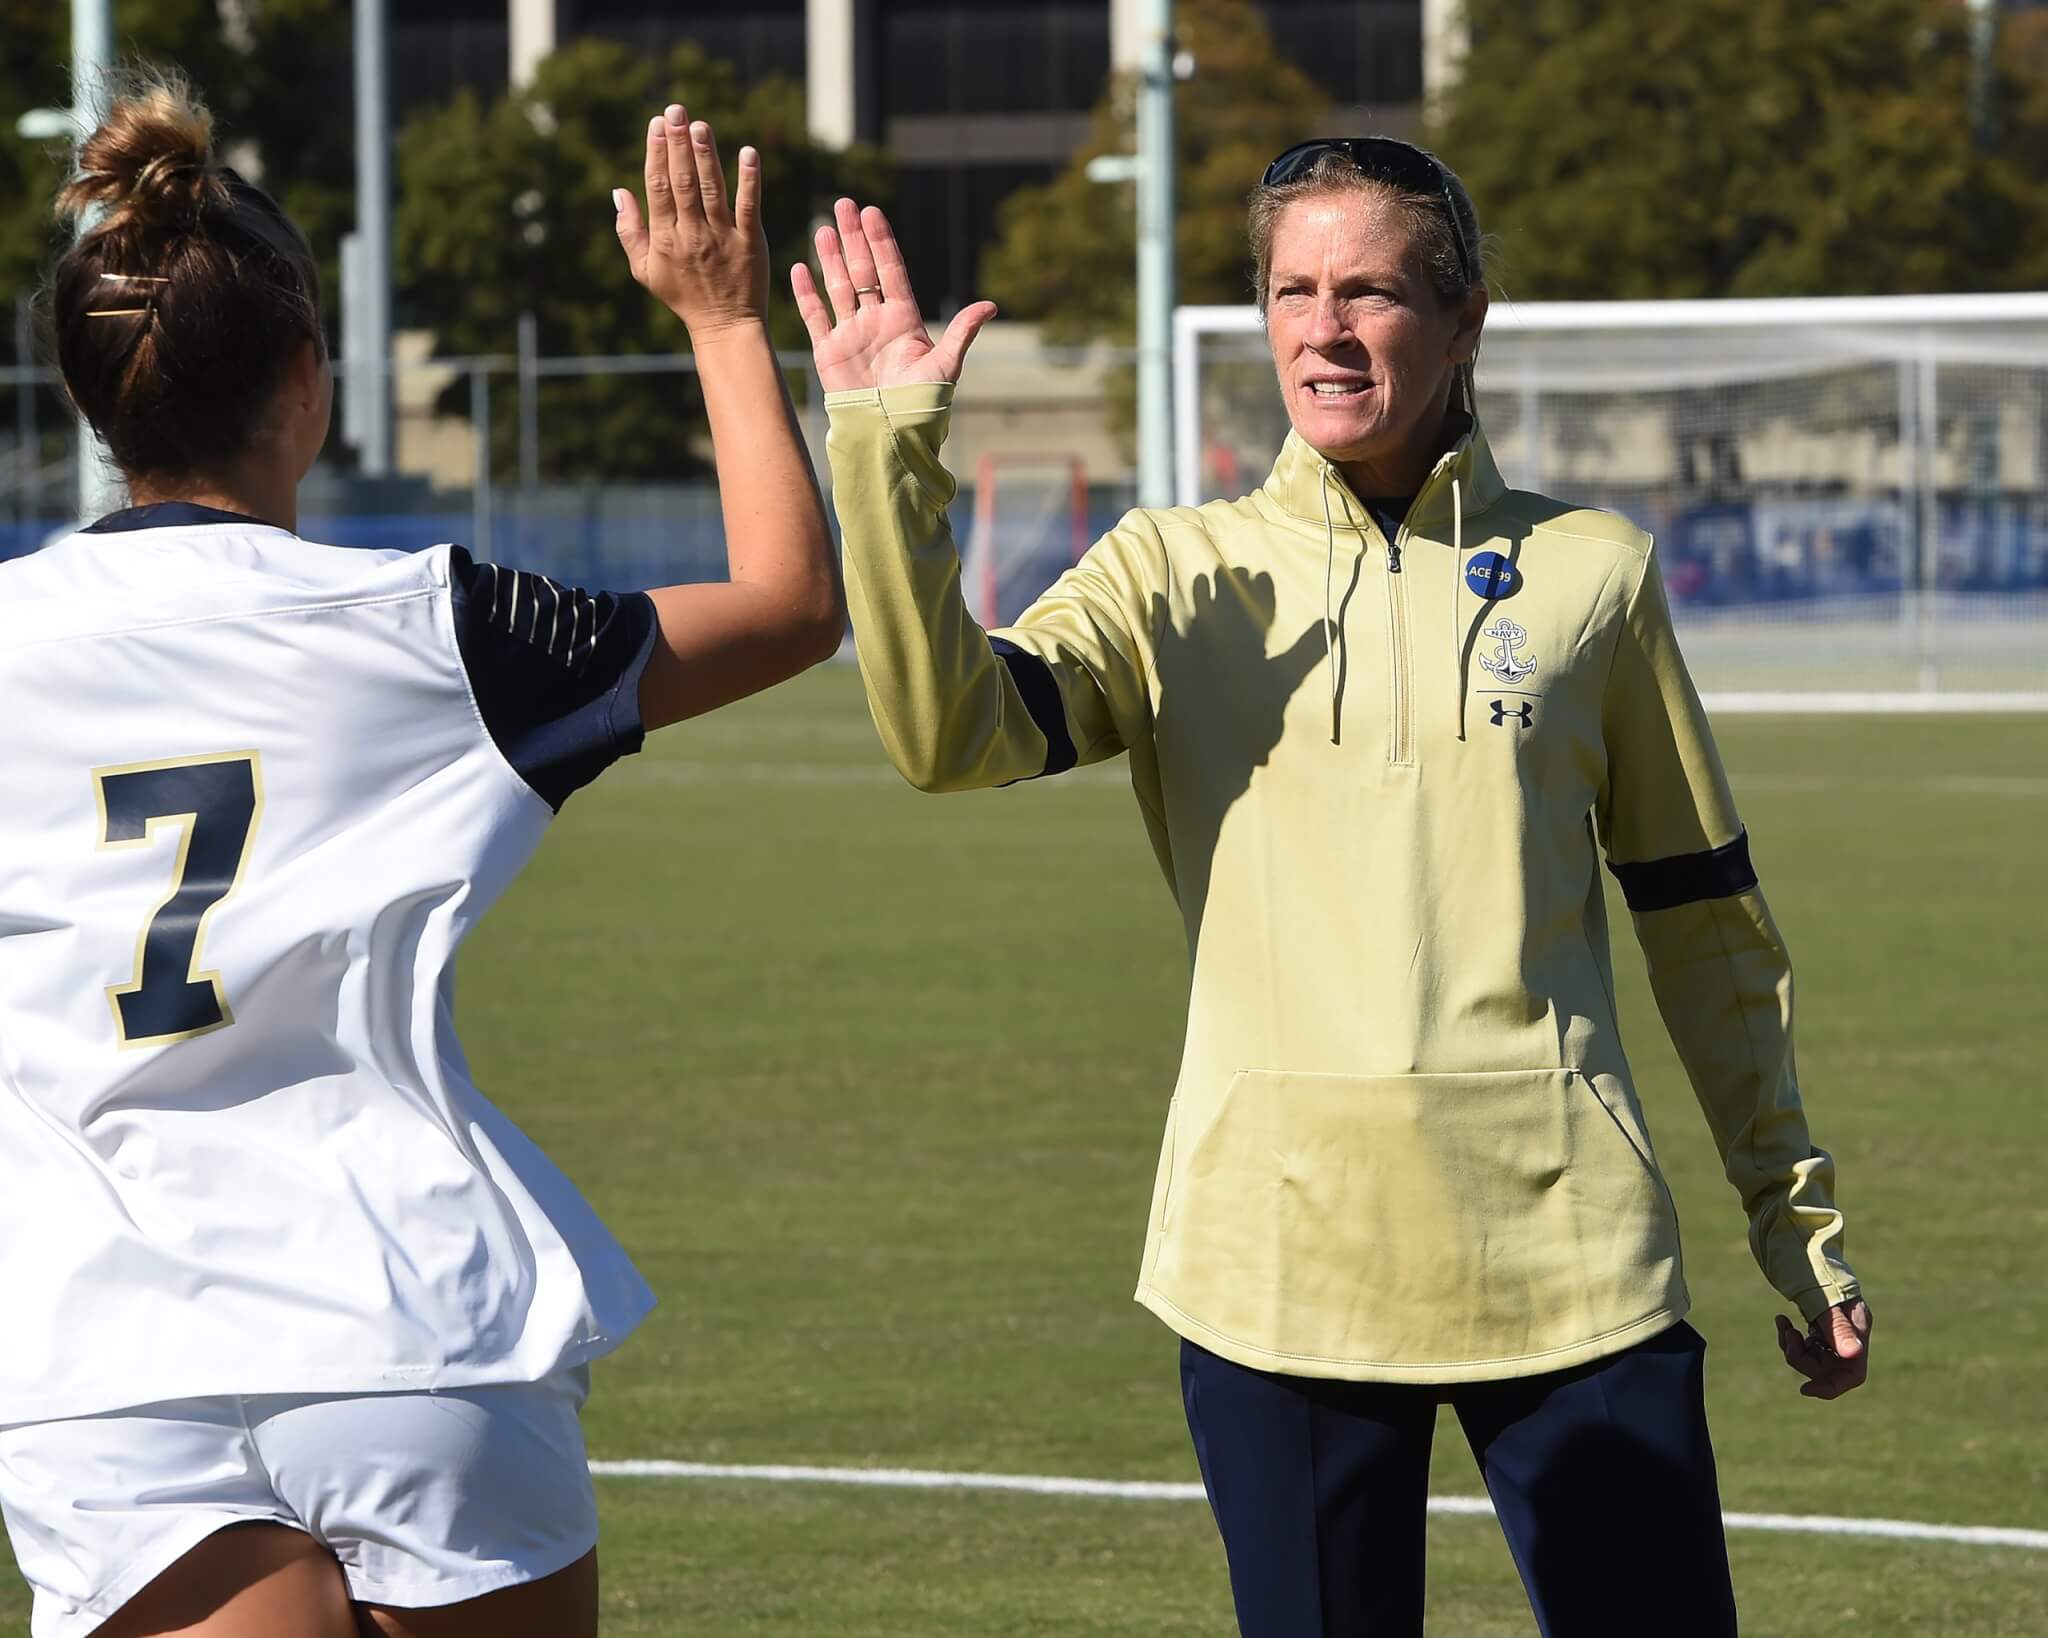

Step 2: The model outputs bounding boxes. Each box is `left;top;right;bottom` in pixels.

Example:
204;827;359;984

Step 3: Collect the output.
1173;293;2048;709
961;453;1092;628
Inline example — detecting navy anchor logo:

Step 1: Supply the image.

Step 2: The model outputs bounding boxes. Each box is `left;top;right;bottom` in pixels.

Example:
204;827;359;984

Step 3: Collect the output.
1479;617;1538;684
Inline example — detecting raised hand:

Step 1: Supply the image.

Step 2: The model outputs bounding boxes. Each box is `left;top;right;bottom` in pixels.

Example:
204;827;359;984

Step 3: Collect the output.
614;104;765;337
1776;1298;1873;1400
792;199;997;393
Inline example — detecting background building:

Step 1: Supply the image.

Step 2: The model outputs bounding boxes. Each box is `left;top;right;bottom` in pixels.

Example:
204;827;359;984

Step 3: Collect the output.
394;0;1463;312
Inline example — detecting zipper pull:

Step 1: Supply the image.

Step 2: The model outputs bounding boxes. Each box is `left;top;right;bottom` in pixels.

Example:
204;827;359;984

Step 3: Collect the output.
1387;541;1403;573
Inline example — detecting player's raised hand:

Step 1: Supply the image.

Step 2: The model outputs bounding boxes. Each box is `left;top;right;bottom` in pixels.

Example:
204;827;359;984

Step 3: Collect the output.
614;105;766;337
792;200;997;393
1776;1298;1873;1400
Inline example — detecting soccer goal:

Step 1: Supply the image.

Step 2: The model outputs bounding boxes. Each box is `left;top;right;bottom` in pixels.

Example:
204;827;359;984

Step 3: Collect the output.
962;452;1092;629
1173;293;2048;710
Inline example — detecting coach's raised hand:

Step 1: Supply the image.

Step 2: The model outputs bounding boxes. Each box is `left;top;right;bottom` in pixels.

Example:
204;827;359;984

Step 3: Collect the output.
794;199;998;392
614;104;764;335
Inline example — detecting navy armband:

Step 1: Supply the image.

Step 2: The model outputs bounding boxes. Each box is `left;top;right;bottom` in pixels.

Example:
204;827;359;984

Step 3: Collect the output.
989;636;1078;781
1607;830;1758;913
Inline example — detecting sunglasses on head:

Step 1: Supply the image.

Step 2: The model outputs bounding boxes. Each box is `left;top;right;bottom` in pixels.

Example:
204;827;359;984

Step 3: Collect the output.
1261;137;1476;291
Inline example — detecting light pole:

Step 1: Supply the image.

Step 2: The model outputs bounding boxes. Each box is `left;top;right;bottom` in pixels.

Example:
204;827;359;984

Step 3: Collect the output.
1089;0;1181;509
347;0;394;476
1967;0;1998;152
16;0;122;524
1130;0;1179;507
1134;0;1177;510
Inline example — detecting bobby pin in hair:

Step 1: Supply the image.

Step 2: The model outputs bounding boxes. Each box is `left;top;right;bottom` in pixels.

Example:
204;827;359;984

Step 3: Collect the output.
88;270;168;317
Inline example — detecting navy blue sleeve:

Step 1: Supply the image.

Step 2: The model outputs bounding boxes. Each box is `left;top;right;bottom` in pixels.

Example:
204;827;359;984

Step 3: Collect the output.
988;637;1078;782
446;547;660;810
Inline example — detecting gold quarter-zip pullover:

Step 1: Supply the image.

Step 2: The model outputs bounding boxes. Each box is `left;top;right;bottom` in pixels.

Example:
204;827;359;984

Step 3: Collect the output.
827;382;1860;1383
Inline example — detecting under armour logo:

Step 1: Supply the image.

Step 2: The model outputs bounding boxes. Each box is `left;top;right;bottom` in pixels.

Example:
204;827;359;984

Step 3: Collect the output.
1490;699;1534;728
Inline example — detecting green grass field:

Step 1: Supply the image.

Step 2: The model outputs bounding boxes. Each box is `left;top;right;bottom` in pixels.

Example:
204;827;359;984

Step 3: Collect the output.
5;667;2044;1635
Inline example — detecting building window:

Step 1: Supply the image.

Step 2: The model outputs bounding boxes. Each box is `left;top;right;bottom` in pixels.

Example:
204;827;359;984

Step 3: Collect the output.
1254;0;1425;106
391;17;509;123
578;1;808;86
879;3;1111;118
889;162;1061;317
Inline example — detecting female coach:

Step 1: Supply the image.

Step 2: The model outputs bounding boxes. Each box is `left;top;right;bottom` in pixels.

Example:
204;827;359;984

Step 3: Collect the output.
0;74;838;1638
799;139;1873;1636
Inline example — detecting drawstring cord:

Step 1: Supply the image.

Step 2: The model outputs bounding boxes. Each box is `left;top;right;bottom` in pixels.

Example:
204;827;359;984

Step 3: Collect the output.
1320;463;1339;743
1451;474;1467;741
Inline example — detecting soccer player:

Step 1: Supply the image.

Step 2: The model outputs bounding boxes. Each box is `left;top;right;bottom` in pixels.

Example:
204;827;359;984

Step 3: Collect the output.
800;140;1873;1636
0;75;837;1638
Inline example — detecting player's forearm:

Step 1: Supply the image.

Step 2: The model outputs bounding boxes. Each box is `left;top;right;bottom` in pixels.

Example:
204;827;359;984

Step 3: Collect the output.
1636;890;1859;1321
693;320;841;644
826;386;1052;792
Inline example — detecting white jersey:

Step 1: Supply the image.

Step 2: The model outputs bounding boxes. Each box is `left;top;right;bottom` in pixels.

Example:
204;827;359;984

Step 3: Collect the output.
0;504;658;1424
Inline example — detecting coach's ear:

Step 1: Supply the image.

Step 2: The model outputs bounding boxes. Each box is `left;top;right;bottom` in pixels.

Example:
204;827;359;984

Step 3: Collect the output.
1450;282;1489;366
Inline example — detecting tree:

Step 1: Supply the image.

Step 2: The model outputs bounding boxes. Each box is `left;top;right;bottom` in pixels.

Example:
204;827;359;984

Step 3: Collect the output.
0;1;351;500
395;37;887;482
979;0;1330;346
1998;6;2048;290
975;0;1328;450
1433;0;2048;300
0;0;352;356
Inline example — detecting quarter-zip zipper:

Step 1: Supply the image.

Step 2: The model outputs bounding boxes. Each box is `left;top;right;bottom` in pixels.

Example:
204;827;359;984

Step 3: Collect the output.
1386;530;1413;766
1382;448;1465;767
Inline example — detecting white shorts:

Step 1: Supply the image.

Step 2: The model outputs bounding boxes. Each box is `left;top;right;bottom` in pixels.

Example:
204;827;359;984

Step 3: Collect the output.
0;1366;597;1638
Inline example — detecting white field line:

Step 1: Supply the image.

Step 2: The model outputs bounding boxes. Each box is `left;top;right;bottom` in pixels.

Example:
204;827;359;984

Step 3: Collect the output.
586;1459;2048;1553
1700;692;2048;714
1739;773;2048;797
1924;774;2048;796
626;760;904;787
626;761;2048;796
619;760;1126;788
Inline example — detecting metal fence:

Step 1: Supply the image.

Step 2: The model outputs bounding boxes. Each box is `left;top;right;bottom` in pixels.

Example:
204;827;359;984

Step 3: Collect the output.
0;338;1144;592
1178;295;2048;705
22;299;2048;706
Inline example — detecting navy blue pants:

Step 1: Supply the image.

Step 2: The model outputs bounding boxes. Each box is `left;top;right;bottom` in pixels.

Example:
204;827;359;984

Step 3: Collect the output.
1180;1322;1738;1637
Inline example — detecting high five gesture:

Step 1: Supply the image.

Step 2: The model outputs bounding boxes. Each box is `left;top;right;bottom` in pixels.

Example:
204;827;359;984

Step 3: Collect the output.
793;200;997;392
614;103;766;336
611;106;841;726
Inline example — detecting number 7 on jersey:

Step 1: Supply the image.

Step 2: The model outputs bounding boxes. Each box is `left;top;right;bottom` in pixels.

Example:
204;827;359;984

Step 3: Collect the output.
93;752;264;1048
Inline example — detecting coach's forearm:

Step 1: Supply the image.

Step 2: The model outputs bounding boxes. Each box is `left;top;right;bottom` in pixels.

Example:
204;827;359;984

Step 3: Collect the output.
825;385;1057;793
1637;890;1859;1324
1600;548;1859;1322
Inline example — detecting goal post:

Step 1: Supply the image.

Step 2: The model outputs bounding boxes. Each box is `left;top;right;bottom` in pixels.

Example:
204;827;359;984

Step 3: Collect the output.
1172;293;2048;711
963;452;1091;628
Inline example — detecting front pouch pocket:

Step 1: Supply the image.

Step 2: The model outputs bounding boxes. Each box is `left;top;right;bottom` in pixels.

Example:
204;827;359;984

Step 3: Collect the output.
1151;1067;1683;1374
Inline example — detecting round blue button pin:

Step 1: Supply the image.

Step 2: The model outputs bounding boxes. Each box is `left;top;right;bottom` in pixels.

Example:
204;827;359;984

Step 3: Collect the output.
1465;551;1520;599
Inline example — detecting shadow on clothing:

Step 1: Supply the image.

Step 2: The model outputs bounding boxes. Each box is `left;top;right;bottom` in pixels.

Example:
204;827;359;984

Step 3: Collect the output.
1143;566;1328;958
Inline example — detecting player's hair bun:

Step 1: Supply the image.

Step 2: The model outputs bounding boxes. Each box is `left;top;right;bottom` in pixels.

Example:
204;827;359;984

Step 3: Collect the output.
56;69;225;233
50;62;322;481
